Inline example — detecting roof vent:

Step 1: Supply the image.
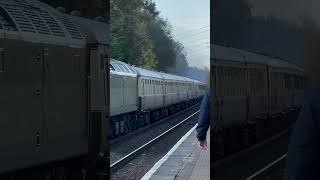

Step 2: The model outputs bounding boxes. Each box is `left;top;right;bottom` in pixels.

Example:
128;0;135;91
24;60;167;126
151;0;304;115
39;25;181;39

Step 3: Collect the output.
94;16;105;22
56;7;66;13
70;10;81;17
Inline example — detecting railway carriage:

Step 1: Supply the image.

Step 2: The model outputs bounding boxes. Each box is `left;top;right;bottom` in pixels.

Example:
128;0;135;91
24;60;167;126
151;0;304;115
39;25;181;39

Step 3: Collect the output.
134;66;164;111
109;60;138;136
212;46;249;127
211;45;305;157
185;77;197;101
158;72;186;107
110;59;206;138
193;79;206;100
110;59;138;117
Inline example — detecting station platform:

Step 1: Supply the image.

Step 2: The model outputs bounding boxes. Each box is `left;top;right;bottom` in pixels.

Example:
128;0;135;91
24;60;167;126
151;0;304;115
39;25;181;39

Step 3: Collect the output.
141;125;210;180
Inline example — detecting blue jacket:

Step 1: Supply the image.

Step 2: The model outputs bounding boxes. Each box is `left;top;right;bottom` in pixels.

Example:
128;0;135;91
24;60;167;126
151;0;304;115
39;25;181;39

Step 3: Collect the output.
284;85;320;180
196;91;210;141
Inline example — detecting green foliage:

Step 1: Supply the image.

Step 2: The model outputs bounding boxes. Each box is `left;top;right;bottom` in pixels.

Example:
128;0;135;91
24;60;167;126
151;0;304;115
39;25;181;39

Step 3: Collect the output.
111;0;187;71
143;0;159;17
110;0;156;69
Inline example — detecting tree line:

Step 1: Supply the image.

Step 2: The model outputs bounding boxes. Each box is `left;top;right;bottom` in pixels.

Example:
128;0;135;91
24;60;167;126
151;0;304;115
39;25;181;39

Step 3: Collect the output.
110;0;188;72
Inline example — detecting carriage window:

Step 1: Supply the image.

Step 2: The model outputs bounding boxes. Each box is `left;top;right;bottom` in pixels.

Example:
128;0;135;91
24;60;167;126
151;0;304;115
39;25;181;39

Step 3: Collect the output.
116;63;124;72
111;62;121;72
130;67;137;74
126;67;133;73
117;64;128;73
122;64;132;73
110;64;115;71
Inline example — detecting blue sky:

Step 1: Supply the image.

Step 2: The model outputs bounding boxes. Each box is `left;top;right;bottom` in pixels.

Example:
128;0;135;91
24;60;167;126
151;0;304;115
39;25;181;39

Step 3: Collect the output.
153;0;210;69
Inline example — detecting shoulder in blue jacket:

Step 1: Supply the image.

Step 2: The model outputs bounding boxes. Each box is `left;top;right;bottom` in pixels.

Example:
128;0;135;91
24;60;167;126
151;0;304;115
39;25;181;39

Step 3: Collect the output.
196;90;210;141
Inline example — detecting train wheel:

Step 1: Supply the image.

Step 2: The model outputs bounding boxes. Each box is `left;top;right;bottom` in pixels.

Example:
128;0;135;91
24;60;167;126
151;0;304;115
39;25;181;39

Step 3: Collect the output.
122;115;129;135
133;114;138;131
145;112;150;125
160;109;163;119
152;111;156;122
119;119;125;135
111;120;116;138
162;109;166;118
126;115;131;133
131;115;136;131
139;114;144;128
113;121;119;138
150;112;155;123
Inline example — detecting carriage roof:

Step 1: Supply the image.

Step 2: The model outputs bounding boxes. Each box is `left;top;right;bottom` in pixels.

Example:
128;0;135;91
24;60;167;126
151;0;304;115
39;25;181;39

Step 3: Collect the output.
211;44;304;72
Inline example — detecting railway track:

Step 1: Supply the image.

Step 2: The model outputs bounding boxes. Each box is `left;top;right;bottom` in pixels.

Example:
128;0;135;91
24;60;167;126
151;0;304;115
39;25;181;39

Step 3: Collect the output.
213;128;291;180
110;109;200;176
246;154;287;180
110;103;200;145
213;129;289;169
